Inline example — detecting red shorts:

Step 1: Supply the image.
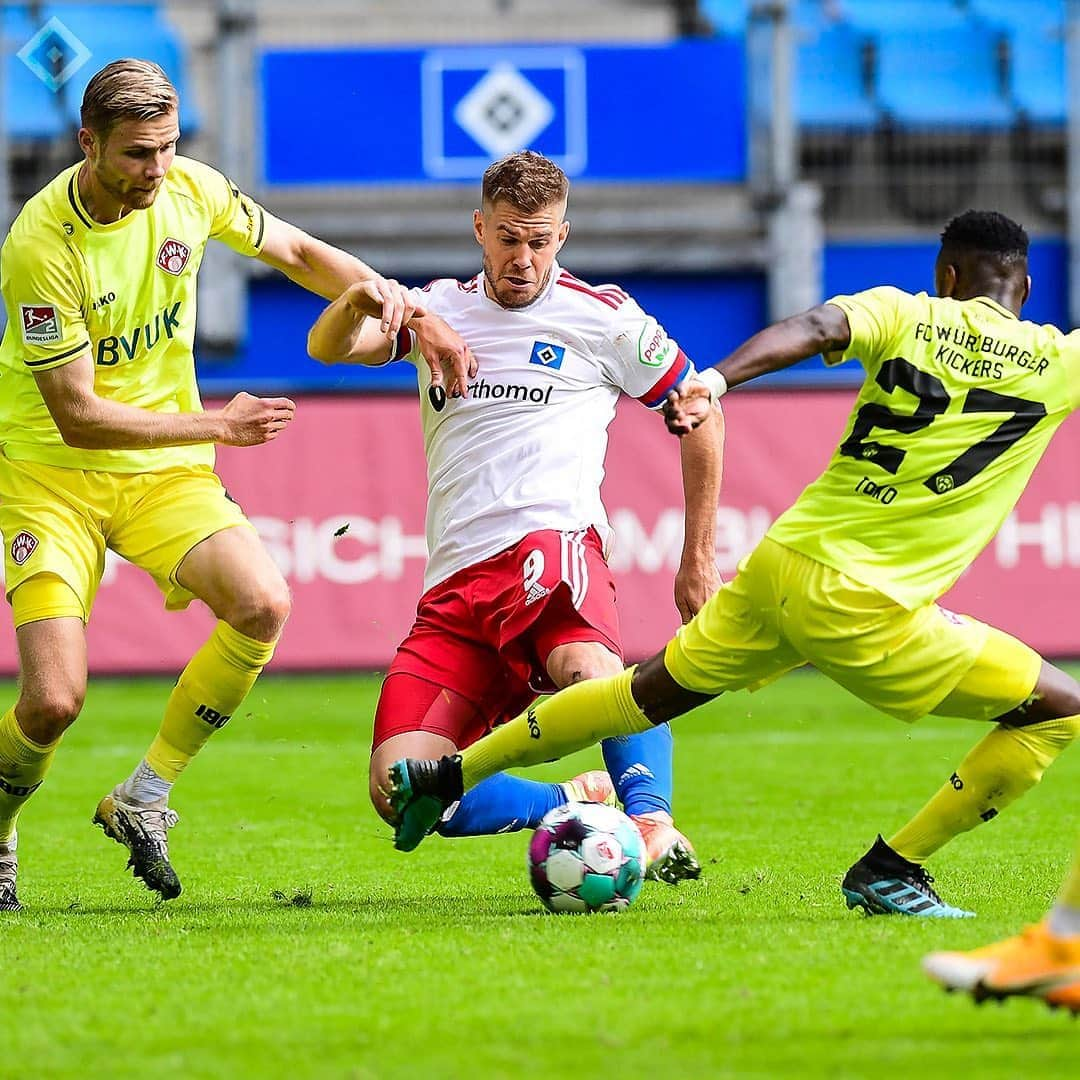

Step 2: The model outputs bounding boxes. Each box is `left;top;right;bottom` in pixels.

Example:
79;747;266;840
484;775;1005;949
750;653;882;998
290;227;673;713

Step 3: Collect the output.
372;528;622;750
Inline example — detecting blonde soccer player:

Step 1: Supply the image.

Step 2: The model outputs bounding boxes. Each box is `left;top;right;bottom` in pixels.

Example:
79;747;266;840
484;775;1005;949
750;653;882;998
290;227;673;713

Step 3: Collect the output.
386;210;1080;919
0;59;472;911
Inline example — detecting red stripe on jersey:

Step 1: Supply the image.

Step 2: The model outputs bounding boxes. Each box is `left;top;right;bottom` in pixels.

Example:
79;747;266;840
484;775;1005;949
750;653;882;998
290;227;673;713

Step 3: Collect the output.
558;272;629;306
392;325;413;361
556;276;621;309
638;349;692;408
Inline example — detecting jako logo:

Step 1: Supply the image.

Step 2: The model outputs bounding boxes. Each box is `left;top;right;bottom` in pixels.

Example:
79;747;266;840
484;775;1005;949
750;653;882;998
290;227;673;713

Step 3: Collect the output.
526;707;541;739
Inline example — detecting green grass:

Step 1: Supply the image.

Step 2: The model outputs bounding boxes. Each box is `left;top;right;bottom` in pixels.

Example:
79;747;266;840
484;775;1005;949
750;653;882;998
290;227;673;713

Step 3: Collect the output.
2;670;1078;1078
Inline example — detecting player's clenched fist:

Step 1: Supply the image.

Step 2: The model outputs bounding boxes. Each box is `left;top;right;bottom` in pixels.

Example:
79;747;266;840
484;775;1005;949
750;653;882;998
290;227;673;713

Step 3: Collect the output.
220;392;296;445
663;380;713;436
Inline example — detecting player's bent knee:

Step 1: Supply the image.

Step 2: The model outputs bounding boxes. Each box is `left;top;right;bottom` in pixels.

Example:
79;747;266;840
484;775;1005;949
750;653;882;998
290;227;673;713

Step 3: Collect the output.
227;580;292;641
18;685;84;741
1006;662;1080;725
368;770;396;824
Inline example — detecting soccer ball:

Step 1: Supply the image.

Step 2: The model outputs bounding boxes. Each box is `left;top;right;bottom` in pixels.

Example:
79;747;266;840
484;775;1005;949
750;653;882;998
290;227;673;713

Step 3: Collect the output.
528;802;646;913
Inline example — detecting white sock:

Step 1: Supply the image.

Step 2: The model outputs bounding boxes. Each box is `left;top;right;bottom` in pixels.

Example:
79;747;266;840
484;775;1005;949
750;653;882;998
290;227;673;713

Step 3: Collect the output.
1047;903;1080;939
121;759;173;805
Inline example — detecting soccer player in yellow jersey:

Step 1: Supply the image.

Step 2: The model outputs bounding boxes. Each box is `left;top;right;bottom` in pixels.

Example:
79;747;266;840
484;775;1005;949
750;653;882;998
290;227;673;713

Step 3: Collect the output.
0;59;472;912
923;838;1080;1011
386;210;1080;919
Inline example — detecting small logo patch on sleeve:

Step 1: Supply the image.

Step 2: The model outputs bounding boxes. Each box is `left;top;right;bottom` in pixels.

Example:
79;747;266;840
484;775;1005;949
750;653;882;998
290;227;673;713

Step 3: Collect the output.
156;238;191;275
20;305;61;345
10;530;38;566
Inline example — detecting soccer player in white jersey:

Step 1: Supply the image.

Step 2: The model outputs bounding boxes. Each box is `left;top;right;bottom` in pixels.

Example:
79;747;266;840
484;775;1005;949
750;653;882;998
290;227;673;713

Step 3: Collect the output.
0;59;471;912
308;150;724;879
385;210;1080;918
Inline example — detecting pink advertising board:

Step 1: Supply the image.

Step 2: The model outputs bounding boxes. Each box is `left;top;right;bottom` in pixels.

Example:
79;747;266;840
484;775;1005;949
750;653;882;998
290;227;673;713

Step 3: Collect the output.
0;391;1077;674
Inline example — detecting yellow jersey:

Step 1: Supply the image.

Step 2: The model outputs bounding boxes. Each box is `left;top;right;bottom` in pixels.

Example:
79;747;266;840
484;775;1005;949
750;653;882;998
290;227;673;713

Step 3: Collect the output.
0;156;268;473
767;286;1080;609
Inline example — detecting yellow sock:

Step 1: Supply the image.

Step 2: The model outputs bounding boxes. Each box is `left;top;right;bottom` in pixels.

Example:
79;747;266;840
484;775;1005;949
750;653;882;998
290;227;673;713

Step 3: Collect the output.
0;705;60;845
460;667;652;790
889;715;1080;864
145;621;277;782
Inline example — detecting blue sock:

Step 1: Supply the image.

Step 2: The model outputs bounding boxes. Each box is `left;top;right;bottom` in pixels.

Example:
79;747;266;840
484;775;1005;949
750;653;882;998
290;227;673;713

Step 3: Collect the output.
601;723;673;817
435;772;567;837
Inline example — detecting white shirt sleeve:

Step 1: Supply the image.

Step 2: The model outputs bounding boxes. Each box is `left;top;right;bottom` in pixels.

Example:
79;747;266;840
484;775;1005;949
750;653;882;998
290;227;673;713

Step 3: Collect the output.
601;296;695;408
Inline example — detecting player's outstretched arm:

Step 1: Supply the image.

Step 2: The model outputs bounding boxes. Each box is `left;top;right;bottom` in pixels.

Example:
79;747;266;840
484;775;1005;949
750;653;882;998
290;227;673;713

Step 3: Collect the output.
308;281;419;366
664;303;852;435
674;405;724;622
34;354;294;449
256;215;423;337
307;283;477;395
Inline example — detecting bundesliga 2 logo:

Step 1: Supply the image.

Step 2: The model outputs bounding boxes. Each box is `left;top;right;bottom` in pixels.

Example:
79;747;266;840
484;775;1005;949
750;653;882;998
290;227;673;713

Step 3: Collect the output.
156;237;191;276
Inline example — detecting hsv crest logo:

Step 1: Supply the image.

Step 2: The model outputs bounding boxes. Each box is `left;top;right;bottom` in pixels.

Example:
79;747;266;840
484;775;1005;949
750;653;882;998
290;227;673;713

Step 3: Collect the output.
156;238;191;276
530;341;565;370
19;304;61;345
10;530;38;566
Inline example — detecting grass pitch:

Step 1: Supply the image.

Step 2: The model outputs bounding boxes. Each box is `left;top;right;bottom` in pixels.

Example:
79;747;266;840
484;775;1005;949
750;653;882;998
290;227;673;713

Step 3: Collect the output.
2;669;1077;1078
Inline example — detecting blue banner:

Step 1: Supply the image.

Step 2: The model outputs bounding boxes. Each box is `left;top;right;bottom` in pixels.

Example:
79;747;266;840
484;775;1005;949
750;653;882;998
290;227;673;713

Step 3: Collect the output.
261;41;746;184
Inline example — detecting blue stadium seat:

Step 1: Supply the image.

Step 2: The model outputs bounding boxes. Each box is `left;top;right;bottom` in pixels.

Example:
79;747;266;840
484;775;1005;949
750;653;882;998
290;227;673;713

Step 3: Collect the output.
838;0;968;32
699;0;751;35
795;23;877;128
968;0;1064;34
41;3;198;131
1;5;66;139
1009;24;1065;126
874;25;1013;128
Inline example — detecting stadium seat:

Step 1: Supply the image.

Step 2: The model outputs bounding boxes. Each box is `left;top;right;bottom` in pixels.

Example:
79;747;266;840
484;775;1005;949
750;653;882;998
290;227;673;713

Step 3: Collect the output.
41;3;198;131
1008;23;1066;126
968;0;1064;34
699;0;751;35
1;6;66;139
837;0;968;32
795;23;876;128
874;26;1012;128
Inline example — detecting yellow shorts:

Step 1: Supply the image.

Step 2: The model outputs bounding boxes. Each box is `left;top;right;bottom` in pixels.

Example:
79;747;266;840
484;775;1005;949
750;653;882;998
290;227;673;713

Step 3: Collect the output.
0;450;251;624
664;536;1042;723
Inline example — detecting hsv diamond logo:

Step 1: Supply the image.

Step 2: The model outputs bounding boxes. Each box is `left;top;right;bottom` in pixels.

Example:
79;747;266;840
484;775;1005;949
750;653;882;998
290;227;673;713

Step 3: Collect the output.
530;341;565;370
156;238;191;276
20;304;61;345
10;531;38;566
16;16;91;92
421;47;587;179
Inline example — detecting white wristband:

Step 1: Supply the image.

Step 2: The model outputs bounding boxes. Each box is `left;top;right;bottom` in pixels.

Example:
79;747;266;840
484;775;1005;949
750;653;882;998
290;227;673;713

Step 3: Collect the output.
695;367;728;403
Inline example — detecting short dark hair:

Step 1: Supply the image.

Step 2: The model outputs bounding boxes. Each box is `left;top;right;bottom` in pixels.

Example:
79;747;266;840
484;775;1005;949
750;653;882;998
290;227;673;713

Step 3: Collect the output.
481;151;569;214
81;59;178;135
940;210;1028;264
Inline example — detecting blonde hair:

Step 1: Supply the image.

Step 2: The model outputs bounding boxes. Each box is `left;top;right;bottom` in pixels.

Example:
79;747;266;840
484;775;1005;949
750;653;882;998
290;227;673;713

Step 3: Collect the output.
80;59;179;134
482;151;569;214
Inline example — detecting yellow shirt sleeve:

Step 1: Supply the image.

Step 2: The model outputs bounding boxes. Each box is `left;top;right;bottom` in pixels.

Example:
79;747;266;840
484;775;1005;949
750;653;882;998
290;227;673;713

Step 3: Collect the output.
1060;329;1080;413
0;229;90;371
823;285;911;369
176;156;268;257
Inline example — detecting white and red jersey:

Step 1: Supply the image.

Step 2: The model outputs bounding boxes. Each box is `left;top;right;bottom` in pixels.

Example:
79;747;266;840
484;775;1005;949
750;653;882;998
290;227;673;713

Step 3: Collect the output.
390;262;695;591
